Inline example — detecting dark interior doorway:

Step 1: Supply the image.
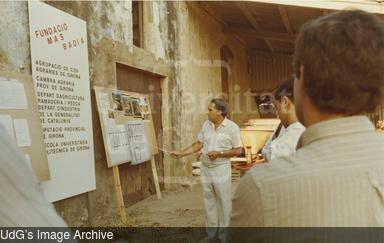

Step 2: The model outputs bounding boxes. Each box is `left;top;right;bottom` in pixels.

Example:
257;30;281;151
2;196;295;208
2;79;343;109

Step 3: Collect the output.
116;63;164;206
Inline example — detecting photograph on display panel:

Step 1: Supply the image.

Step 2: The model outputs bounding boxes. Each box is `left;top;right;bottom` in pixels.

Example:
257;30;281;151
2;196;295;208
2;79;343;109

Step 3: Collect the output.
121;95;134;116
112;91;123;111
131;98;142;117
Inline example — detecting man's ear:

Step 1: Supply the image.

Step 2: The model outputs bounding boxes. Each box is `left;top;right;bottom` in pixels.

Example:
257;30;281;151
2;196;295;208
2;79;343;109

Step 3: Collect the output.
282;96;290;106
282;96;293;111
284;96;295;110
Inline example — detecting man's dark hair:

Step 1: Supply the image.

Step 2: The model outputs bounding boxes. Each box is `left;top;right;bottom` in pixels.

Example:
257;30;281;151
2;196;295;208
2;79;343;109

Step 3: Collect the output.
293;10;384;114
211;98;228;117
273;76;295;103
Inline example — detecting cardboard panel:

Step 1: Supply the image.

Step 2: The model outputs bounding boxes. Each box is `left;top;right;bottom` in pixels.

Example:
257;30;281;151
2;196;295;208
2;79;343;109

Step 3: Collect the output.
94;86;158;167
0;71;49;182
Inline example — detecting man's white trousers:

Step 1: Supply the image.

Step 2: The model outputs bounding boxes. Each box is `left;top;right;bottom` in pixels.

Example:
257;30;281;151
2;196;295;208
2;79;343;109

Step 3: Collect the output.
200;163;232;239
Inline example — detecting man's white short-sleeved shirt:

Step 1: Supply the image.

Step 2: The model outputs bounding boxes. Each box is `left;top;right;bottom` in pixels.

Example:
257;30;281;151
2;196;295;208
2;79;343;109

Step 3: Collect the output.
261;125;286;157
267;121;305;161
198;118;243;163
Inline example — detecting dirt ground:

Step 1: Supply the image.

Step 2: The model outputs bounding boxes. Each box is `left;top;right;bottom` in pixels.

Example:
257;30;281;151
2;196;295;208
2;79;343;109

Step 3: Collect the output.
125;179;238;227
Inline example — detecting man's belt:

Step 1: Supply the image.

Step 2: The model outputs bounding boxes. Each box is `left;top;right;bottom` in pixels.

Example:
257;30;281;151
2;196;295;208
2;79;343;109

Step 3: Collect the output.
200;154;228;168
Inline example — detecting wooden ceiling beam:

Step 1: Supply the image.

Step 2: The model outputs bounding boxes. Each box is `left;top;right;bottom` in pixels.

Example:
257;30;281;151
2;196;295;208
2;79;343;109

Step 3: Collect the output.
323;9;330;16
278;6;293;34
197;1;227;26
236;2;274;51
247;49;293;57
197;1;247;46
264;39;275;52
224;27;296;42
236;2;261;30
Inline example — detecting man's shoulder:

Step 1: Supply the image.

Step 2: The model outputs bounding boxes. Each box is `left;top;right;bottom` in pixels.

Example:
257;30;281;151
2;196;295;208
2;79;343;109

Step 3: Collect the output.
225;118;240;129
247;131;384;185
246;153;305;186
283;123;305;136
202;120;210;125
201;120;211;128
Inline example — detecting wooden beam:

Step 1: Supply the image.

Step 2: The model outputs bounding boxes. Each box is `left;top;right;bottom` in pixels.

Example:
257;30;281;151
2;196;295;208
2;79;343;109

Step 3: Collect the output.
236;2;260;30
247;49;293;57
323;9;331;16
264;40;274;52
278;6;293;34
197;1;227;26
197;2;247;46
151;157;161;199
112;166;127;224
249;0;384;14
236;2;273;51
227;33;247;47
224;27;296;42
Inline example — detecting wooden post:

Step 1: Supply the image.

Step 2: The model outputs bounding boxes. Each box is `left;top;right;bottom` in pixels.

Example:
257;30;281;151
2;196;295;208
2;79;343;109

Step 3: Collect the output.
112;166;127;224
151;156;161;199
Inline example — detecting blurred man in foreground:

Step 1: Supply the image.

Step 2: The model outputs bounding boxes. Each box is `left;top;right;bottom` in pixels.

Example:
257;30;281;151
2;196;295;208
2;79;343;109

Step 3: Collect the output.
0;124;67;226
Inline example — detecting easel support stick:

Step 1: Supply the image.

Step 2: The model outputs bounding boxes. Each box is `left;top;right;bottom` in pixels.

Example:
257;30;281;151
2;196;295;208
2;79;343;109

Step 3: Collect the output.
112;166;127;224
151;156;162;199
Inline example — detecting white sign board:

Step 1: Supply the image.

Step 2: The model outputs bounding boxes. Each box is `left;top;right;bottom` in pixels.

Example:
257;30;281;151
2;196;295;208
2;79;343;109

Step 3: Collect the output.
29;1;95;202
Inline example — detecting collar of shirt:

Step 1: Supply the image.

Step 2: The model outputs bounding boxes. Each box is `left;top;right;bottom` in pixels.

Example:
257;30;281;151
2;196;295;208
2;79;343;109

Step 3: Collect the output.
297;115;374;149
209;117;229;130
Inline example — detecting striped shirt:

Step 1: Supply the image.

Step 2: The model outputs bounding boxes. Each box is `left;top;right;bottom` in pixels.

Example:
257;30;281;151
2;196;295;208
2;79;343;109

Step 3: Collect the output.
230;116;384;227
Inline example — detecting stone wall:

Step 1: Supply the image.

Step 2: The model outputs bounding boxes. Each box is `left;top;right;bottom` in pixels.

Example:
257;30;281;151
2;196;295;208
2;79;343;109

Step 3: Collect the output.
157;2;252;184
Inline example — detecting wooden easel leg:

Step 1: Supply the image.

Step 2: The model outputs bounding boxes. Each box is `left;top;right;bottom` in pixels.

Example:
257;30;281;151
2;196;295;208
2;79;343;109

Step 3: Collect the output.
151;156;162;199
112;166;127;224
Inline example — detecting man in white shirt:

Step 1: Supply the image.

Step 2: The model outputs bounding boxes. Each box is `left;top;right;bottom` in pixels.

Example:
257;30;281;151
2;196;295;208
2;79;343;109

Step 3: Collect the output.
266;76;305;161
171;98;243;242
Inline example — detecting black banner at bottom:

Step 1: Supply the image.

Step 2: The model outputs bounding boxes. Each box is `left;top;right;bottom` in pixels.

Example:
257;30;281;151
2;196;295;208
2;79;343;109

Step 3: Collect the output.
0;227;383;243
